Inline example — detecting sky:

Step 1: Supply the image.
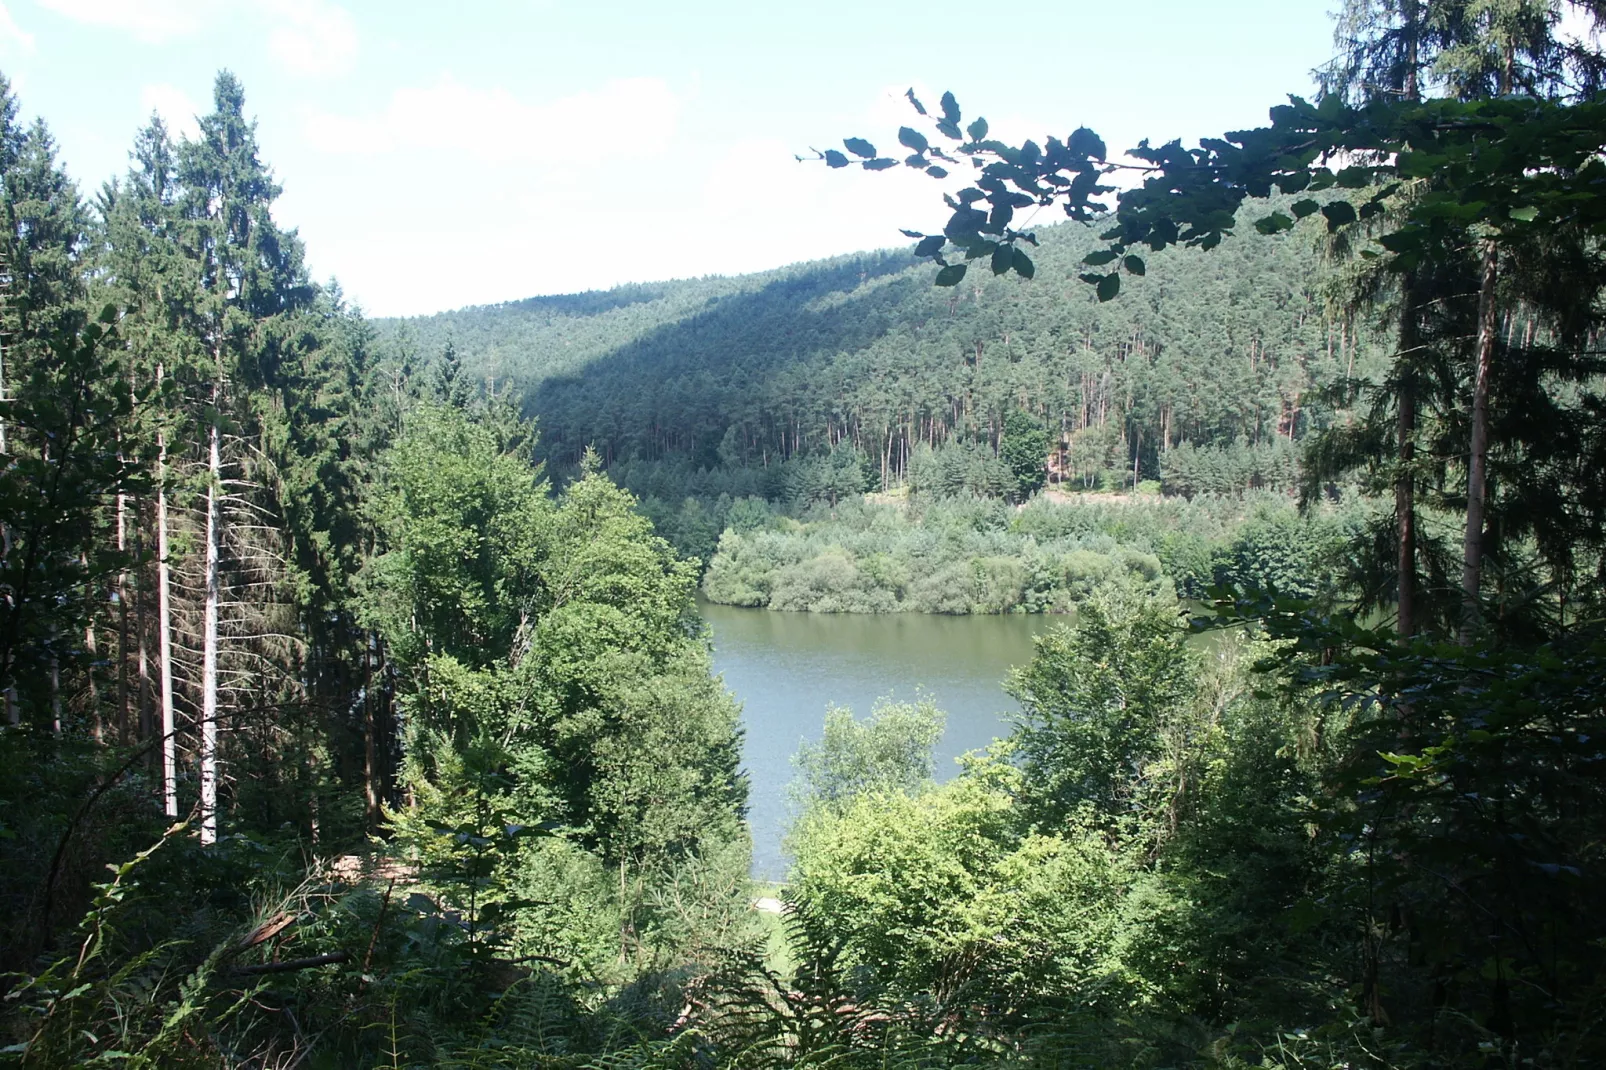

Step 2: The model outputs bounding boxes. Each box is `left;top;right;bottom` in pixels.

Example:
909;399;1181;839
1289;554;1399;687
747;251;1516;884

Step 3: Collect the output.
0;0;1343;317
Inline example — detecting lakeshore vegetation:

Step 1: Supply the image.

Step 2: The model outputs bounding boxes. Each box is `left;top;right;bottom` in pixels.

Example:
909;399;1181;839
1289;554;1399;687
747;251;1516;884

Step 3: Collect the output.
4;1;1606;1067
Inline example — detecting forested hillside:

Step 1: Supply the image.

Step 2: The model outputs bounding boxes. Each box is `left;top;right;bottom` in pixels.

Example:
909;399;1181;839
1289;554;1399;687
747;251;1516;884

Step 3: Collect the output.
381;201;1384;500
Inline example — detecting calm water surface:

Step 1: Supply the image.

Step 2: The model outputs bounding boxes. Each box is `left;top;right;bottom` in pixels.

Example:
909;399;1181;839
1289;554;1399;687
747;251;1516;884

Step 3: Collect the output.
699;600;1055;879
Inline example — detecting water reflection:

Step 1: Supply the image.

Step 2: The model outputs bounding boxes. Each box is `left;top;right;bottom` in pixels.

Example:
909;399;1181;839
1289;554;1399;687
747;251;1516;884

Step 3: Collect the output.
699;600;1054;879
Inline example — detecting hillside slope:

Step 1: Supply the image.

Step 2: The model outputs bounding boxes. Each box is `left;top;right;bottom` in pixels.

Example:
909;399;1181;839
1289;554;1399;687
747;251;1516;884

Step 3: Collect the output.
376;208;1381;494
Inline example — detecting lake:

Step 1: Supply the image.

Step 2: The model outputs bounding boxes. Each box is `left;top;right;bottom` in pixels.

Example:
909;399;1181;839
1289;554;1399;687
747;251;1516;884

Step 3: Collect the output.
699;600;1057;879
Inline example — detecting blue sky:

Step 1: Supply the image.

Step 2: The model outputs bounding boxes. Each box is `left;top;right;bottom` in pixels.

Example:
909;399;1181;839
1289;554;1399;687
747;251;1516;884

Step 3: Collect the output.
0;1;1340;316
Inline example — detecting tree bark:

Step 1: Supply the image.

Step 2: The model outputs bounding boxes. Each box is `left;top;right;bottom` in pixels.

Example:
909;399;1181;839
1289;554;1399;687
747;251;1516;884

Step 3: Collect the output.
157;364;178;819
115;485;128;740
1461;239;1499;642
1;334;13;727
1396;279;1419;639
200;409;221;844
364;633;379;828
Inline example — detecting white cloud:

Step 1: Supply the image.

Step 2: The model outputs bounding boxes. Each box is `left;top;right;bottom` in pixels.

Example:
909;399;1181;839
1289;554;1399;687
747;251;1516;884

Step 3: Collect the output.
0;2;34;51
35;0;356;74
305;75;680;163
140;82;200;141
259;0;355;75
34;0;208;43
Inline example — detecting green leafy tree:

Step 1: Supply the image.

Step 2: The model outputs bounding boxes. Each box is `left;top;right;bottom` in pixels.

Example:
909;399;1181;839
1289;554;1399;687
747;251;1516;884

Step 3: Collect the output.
999;410;1048;501
791;697;945;814
1008;589;1198;825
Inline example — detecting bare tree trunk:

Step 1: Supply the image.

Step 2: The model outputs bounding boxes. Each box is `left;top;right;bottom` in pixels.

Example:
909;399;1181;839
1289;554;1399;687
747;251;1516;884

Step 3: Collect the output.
1461;240;1499;642
1396;390;1416;639
157;364;178;819
84;554;101;743
364;633;379;828
136;522;151;751
1396;279;1419;639
50;647;61;738
200;411;221;844
1;333;13;727
116;473;129;741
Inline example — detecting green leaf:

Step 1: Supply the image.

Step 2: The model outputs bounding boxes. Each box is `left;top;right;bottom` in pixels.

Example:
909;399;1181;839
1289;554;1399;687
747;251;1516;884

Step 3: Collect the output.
1254;212;1295;235
1012;247;1035;279
1290;198;1320;219
1335;166;1370;189
1082;249;1119;266
991;244;1014;275
843;137;876;159
1123;254;1146;276
935;263;968;287
1321;201;1357;230
1509;205;1539;222
1096;272;1121;302
940;91;960;123
823;149;848;169
966;117;989;141
898;126;929;153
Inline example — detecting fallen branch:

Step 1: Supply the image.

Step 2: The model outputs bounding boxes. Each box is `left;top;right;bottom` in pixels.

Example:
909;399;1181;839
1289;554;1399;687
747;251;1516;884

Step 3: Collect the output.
230;951;349;976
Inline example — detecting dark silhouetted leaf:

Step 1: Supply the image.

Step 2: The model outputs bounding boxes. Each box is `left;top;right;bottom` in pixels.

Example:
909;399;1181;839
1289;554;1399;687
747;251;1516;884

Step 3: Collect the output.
966;117;988;141
1096;272;1121;301
1012;247;1035;278
935;263;968;286
1322;201;1357;230
843;137;877;159
1123;254;1146;276
823;150;848;169
905;87;927;115
1068;127;1106;160
899;126;929;153
1254;212;1294;235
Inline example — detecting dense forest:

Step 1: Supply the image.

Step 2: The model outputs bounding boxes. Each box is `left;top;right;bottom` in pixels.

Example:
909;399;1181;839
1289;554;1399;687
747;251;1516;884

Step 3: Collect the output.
4;0;1606;1067
380;195;1381;505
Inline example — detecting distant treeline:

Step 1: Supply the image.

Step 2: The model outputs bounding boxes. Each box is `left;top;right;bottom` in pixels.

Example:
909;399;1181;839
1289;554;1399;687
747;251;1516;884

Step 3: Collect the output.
378;201;1381;503
697;493;1352;614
